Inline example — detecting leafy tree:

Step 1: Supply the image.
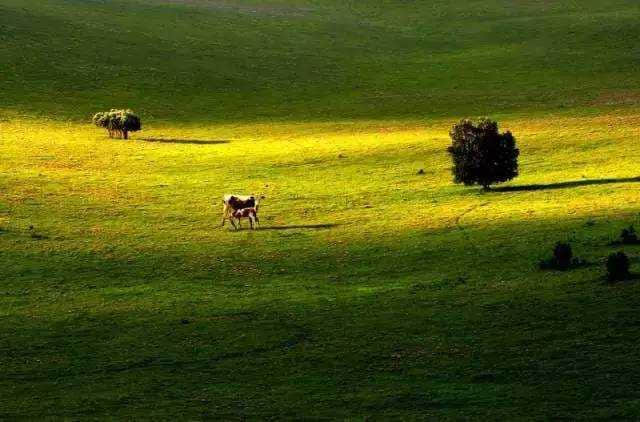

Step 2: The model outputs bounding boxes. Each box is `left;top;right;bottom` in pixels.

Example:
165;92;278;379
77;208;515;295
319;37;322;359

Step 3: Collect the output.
447;118;519;190
92;109;141;139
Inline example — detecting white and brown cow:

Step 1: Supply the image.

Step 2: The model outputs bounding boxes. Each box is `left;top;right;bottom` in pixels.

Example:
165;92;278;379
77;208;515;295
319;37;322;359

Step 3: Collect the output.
221;194;262;228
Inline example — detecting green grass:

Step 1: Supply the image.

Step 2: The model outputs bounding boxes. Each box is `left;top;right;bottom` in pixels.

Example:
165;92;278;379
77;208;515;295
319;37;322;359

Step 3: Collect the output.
2;0;639;121
2;0;640;418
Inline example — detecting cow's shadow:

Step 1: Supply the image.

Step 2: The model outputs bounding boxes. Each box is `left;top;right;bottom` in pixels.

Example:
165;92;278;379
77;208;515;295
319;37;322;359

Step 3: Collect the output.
231;224;338;231
139;138;230;145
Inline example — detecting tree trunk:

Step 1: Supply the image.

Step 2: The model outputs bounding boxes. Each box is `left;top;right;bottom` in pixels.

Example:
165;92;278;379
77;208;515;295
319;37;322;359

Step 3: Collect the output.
123;130;128;140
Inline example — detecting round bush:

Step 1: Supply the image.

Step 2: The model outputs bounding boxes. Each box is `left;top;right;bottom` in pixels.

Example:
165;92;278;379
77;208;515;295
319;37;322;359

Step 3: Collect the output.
620;225;638;244
92;109;141;139
553;242;573;271
606;252;630;282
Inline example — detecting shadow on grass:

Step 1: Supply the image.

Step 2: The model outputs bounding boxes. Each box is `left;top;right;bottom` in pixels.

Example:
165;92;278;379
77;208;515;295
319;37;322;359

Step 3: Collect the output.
139;138;230;145
609;240;640;247
493;177;640;192
233;224;339;231
603;273;640;285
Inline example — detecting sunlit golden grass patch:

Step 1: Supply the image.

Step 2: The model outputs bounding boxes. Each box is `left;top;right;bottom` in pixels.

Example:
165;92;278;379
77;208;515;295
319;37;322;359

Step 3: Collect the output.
3;111;640;251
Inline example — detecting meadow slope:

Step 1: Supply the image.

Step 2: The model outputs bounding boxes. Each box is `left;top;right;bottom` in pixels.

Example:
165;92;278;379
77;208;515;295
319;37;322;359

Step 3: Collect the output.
2;0;640;418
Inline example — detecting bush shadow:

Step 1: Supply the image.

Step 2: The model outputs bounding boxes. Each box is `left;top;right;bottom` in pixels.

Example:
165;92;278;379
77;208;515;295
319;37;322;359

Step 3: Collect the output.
139;138;230;145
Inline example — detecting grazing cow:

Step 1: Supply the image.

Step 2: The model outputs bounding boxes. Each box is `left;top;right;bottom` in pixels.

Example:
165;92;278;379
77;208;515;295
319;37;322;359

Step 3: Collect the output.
221;194;263;228
232;206;260;230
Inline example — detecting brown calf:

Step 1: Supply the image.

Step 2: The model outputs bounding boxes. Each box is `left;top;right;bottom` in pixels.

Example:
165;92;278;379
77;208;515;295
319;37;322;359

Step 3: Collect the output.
232;207;260;230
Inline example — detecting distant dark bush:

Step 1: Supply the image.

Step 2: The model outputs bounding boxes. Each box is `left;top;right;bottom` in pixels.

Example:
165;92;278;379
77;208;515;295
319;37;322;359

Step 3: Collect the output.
620;225;639;244
539;242;587;271
92;109;141;139
447;118;519;190
606;252;630;282
553;242;573;270
28;225;48;240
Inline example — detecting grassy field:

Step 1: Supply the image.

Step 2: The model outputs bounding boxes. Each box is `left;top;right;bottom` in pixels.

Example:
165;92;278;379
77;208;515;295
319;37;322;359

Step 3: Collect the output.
2;0;640;418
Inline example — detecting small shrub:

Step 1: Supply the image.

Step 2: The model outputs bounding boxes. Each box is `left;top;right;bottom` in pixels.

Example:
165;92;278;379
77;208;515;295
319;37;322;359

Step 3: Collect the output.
553;242;572;270
539;242;584;271
447;118;519;190
28;225;48;240
606;252;630;282
620;225;639;244
92;109;141;139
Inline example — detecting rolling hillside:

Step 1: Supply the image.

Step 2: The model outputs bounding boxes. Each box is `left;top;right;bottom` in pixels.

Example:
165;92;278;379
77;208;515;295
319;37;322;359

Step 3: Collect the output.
2;0;639;120
2;0;640;418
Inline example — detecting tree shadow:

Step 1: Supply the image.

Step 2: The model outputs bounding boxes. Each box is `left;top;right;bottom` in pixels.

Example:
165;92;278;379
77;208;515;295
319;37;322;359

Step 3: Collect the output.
493;177;640;192
139;138;230;145
232;224;339;231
